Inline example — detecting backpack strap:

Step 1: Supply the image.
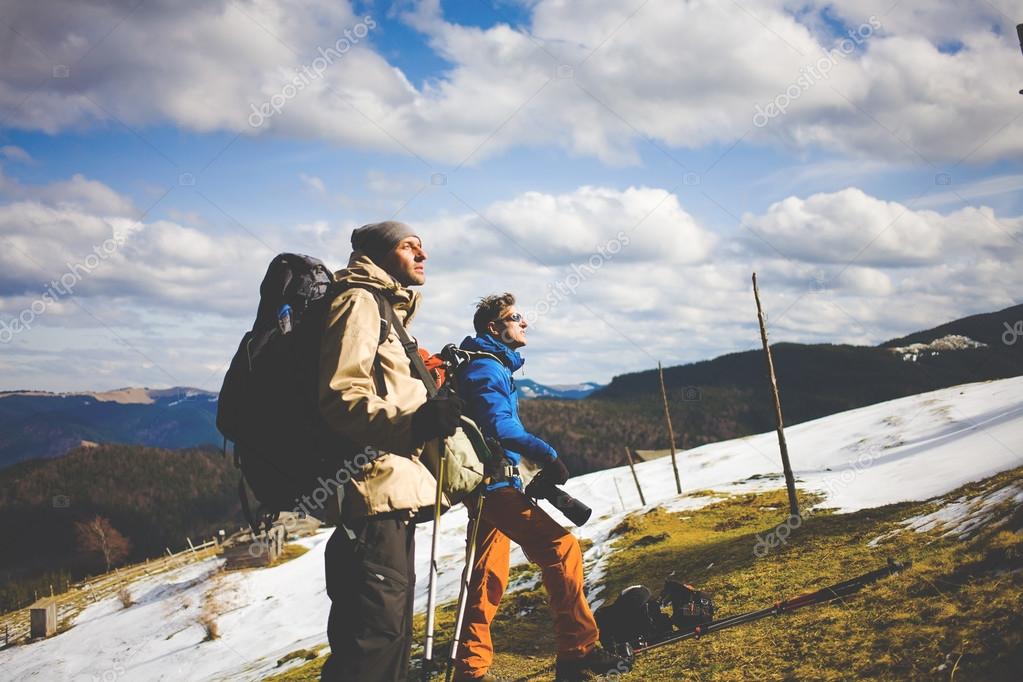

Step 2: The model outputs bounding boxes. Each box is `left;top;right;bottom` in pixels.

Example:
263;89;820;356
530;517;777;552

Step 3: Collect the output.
380;303;439;398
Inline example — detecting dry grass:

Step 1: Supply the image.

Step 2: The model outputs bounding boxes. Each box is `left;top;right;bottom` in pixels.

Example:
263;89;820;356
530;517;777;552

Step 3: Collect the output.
116;587;134;608
197;612;220;641
273;543;311;566
197;570;232;642
265;466;1023;681
276;647;322;667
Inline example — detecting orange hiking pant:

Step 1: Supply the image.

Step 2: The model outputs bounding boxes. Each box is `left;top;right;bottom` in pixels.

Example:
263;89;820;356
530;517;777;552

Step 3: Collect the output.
455;487;599;677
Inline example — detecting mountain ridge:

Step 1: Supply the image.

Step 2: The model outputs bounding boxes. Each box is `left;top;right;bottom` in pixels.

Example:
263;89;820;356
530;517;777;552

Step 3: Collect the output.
1;304;1019;472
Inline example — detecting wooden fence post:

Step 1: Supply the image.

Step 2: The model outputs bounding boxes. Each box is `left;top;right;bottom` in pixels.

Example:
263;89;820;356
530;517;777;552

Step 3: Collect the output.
624;447;647;506
752;272;799;518
658;362;683;494
612;476;627;512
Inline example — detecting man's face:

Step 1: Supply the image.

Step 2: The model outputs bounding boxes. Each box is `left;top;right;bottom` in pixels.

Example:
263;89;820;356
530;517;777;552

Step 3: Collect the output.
380;236;427;286
489;305;528;349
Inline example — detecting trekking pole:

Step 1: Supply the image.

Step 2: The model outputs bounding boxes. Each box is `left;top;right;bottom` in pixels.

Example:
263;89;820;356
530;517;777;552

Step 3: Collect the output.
633;559;909;655
423;453;447;679
444;493;487;682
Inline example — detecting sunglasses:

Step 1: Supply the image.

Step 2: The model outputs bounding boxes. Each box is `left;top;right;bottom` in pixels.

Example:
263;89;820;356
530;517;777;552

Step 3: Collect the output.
499;312;523;323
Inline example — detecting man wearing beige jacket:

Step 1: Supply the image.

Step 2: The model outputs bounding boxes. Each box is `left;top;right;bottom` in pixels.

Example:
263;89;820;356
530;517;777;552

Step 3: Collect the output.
318;221;463;682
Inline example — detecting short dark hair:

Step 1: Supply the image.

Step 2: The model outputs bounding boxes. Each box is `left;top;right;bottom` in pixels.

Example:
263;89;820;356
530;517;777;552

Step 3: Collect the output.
473;293;516;335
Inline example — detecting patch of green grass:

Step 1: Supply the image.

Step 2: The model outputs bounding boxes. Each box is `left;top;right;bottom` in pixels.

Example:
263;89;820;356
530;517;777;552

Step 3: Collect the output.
265;646;326;681
276;647;321;667
508;562;540;587
262;468;1023;681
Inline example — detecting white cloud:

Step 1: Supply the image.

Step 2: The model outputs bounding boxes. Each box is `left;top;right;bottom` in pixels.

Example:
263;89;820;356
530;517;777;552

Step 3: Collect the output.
1;171;1020;388
0;0;1019;164
743;187;1021;266
299;172;326;193
481;186;714;266
0;167;136;216
914;174;1023;210
1;146;33;163
0;177;274;314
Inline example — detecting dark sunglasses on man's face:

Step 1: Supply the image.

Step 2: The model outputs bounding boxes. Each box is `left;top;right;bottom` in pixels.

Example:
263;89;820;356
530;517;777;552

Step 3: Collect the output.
499;312;523;323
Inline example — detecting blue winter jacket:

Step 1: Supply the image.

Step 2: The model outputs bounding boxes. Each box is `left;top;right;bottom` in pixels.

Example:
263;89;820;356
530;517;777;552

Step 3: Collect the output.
457;334;558;490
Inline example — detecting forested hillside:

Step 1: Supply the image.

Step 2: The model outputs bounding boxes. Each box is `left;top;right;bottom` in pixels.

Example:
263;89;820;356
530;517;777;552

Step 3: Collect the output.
524;304;1023;474
0;443;241;612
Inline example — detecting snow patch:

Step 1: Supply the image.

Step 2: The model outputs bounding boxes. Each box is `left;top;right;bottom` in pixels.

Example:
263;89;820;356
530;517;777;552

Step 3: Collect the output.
3;376;1022;681
869;482;1023;546
889;334;987;362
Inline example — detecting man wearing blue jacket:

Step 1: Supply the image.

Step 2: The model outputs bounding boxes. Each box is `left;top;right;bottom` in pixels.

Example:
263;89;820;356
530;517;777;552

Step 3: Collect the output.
452;293;626;682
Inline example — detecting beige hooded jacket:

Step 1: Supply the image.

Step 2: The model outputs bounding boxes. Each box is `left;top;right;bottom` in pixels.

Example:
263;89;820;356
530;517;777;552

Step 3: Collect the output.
318;251;437;519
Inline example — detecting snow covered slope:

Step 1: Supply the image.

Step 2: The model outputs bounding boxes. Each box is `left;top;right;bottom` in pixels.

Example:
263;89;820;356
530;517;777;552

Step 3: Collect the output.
2;376;1020;681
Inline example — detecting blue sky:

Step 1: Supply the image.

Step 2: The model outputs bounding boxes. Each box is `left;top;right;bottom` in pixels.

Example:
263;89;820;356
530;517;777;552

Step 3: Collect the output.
1;0;1021;391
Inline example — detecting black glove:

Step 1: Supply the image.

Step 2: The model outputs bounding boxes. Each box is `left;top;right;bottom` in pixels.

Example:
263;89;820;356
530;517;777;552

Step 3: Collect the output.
411;391;464;445
543;457;570;486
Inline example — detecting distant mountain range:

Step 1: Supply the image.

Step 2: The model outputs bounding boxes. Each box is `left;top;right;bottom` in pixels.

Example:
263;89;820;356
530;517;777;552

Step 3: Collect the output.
516;379;603;400
593;303;1023;402
519;303;1023;474
0;380;600;470
0;387;220;469
1;303;1019;472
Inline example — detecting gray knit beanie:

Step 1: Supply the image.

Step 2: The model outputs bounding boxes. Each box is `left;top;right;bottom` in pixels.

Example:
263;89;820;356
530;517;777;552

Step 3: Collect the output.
351;221;418;263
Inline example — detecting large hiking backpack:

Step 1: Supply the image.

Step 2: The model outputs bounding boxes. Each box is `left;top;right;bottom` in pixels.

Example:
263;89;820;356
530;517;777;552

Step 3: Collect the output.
218;253;493;531
216;253;391;532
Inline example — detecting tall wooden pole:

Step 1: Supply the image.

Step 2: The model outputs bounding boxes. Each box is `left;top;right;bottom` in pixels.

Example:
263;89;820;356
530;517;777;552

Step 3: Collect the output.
752;273;799;518
624;447;647;506
658;362;683;494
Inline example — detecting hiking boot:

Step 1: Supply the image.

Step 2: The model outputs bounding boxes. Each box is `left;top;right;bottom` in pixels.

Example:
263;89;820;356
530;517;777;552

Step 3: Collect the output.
554;645;632;681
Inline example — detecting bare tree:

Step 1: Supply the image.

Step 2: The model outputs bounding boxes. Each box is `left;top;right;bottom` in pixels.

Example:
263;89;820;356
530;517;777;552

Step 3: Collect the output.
74;515;131;573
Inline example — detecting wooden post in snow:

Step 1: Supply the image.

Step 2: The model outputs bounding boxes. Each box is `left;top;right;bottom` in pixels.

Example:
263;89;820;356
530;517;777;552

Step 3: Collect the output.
658;362;683;494
612;476;627;513
624;447;647;506
752;273;800;518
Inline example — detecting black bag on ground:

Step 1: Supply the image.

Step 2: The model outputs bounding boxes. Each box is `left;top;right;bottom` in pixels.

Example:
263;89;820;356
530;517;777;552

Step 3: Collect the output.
216;253;390;532
595;578;715;649
595;585;672;649
661;579;715;631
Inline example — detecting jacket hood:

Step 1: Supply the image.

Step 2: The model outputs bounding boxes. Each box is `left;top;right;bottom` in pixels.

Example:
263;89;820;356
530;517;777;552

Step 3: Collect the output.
335;251;421;323
460;333;525;372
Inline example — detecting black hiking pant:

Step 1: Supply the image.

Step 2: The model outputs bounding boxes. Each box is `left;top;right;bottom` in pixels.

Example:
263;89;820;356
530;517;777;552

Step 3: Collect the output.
321;514;416;682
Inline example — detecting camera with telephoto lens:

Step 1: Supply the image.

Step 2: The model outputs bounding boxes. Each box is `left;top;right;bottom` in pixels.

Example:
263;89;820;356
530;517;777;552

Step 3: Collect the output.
524;470;592;527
